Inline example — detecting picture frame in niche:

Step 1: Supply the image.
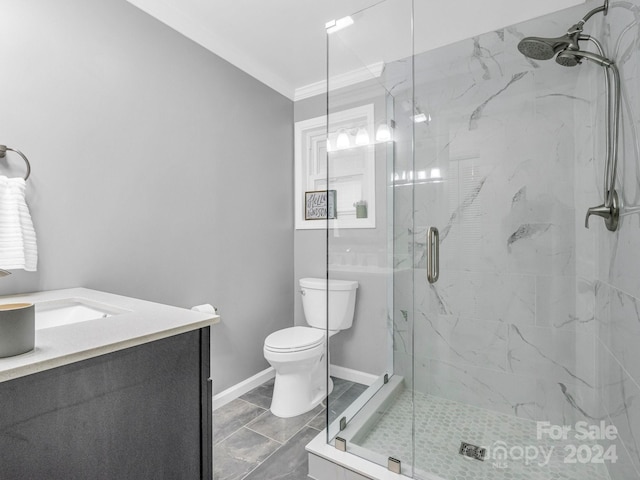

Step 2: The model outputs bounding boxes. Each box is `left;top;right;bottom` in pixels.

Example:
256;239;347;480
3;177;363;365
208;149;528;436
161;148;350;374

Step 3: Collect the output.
305;190;337;220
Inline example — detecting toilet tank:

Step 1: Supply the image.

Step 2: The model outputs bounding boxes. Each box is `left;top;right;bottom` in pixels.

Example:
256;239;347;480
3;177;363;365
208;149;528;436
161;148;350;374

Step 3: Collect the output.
299;278;358;331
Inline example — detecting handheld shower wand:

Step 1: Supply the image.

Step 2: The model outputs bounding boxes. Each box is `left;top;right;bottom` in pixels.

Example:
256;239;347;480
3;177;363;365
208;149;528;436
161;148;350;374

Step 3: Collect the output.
517;1;620;231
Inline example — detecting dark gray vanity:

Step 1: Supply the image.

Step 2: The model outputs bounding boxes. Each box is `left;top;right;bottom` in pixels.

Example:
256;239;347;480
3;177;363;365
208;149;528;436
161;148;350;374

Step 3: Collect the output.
0;289;217;480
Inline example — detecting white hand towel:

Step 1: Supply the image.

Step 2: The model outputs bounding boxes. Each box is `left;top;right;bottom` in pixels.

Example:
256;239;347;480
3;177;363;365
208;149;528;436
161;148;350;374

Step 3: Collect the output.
0;175;37;271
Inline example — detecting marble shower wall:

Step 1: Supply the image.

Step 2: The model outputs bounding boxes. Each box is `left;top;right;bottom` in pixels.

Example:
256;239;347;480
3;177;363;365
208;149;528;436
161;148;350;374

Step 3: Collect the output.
396;4;598;427
388;2;640;478
592;2;640;479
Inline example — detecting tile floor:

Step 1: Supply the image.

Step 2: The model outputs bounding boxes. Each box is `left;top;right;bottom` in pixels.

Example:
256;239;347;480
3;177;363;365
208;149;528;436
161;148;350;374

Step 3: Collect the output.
358;389;611;480
214;377;366;480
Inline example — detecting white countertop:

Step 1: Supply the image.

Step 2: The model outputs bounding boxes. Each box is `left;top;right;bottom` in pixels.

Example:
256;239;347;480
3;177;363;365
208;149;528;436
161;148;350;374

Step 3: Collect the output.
0;288;219;383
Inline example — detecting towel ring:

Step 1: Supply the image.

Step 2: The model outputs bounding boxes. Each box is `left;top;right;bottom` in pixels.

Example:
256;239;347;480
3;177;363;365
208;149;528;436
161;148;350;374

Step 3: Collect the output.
0;145;31;181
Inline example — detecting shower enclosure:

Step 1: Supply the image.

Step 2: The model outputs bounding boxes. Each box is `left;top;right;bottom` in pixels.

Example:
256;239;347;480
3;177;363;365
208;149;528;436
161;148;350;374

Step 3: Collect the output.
318;1;640;479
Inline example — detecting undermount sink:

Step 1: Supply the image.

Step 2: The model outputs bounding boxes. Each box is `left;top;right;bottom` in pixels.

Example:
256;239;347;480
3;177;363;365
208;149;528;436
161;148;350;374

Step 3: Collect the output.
35;298;131;330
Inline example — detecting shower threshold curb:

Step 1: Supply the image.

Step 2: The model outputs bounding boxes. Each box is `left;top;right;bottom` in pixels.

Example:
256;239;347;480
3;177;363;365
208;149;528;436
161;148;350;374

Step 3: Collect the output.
306;375;445;480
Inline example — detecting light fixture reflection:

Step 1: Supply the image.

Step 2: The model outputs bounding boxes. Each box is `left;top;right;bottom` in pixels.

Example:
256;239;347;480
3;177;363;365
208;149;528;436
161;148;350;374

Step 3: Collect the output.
326;16;354;34
355;128;370;146
336;130;350;149
375;124;391;142
392;168;444;187
412;113;433;124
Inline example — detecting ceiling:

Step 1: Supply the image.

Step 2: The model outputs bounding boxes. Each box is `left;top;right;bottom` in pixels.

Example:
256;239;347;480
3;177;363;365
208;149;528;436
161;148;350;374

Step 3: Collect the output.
126;0;586;101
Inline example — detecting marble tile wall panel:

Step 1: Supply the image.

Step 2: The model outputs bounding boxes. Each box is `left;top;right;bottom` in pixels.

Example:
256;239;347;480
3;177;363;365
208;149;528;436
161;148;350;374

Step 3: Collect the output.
505;222;576;276
586;7;640;474
457;271;536;323
416;357;598;428
598;285;640;389
393;264;414;383
575;278;598;397
536;377;596;425
393;350;411;375
416;270;536;324
594;5;640;463
602;437;640;480
507;324;582;386
414;313;508;371
396;4;605;442
592;4;640;298
535;275;577;329
450;220;510;273
415;356;539;419
597;336;640;477
390;5;640;479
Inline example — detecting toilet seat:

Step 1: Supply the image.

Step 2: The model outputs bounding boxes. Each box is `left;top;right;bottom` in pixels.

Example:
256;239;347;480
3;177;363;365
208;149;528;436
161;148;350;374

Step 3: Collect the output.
264;326;324;353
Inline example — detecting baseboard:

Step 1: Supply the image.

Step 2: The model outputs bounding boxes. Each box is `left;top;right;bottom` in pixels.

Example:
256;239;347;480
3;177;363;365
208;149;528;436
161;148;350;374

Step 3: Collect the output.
212;364;376;411
330;364;378;386
212;367;275;411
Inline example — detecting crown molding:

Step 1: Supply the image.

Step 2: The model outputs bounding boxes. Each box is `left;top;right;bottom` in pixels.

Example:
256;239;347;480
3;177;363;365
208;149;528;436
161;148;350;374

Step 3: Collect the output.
294;62;385;102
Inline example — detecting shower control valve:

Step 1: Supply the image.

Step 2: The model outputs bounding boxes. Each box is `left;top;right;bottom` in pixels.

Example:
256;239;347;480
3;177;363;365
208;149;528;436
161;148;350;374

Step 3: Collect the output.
585;190;619;231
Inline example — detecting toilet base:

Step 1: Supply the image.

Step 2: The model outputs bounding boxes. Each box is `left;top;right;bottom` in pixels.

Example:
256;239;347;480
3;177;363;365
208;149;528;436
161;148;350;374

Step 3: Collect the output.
270;367;333;418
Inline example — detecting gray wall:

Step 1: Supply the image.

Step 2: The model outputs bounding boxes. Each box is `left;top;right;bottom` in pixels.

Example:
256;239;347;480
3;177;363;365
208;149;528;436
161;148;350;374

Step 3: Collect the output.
293;95;327;328
294;88;389;377
0;0;293;392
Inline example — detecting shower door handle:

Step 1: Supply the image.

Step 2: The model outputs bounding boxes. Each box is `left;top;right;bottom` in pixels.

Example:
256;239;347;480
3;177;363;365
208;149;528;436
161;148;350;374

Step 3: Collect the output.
427;227;439;284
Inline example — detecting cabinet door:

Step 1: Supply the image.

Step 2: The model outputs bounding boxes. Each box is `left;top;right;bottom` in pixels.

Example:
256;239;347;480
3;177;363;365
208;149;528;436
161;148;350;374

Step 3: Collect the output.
0;329;210;480
200;327;213;480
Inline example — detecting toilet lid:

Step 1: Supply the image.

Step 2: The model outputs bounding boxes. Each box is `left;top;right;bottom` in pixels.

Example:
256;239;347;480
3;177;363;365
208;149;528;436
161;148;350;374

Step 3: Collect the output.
264;326;325;352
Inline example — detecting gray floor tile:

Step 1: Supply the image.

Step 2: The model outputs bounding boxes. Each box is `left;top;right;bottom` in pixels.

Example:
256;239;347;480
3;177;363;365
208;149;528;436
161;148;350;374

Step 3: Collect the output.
214;399;266;444
242;426;319;480
329;383;368;424
329;377;353;400
213;378;358;480
214;427;280;480
307;409;326;431
246;404;324;444
240;381;275;410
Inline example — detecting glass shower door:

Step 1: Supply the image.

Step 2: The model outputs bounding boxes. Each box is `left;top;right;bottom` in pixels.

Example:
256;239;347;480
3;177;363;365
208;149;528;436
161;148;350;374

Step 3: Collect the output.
408;4;608;480
324;1;622;479
325;0;414;471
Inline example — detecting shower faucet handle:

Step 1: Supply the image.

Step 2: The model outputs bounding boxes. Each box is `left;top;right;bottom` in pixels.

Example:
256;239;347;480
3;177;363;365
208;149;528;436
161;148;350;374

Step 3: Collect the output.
585;190;619;231
585;204;611;227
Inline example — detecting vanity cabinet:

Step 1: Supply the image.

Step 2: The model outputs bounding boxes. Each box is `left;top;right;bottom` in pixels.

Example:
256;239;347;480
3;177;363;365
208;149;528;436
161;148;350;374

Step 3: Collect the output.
0;327;212;479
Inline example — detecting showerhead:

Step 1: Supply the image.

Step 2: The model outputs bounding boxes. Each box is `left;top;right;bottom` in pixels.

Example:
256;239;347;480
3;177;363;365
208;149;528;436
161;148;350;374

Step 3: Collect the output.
517;35;577;61
517;1;614;68
556;49;614;68
556;51;581;67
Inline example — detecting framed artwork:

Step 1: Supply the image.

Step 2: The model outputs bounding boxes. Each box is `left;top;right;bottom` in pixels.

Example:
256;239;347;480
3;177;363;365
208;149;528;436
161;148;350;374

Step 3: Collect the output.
305;190;337;220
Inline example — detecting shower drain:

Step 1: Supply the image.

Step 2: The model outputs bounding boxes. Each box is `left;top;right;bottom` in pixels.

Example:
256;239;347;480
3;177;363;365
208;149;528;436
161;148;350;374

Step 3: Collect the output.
459;442;486;461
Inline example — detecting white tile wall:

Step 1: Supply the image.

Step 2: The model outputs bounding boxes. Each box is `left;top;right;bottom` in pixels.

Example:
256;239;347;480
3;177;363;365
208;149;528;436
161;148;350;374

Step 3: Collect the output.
390;3;640;478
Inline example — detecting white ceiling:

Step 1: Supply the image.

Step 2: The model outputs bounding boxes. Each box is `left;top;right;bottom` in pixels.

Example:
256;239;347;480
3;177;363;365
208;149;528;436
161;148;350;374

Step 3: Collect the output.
126;0;586;101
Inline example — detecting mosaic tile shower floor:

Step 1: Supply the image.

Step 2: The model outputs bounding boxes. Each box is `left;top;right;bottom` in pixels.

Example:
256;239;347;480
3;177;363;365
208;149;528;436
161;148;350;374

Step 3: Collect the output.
357;389;611;480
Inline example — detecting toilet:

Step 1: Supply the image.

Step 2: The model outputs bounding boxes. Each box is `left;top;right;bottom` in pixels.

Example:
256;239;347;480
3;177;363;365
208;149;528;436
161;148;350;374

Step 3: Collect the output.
263;277;358;418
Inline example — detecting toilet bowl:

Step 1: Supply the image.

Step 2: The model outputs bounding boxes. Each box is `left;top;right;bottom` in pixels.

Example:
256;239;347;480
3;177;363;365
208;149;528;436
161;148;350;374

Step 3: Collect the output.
263;278;358;418
264;326;330;418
